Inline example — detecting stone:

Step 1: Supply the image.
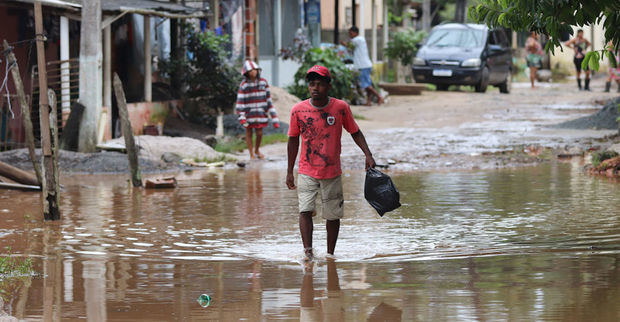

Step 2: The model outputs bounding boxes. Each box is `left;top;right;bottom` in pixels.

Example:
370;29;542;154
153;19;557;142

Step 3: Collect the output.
161;152;182;164
204;135;219;148
609;143;620;155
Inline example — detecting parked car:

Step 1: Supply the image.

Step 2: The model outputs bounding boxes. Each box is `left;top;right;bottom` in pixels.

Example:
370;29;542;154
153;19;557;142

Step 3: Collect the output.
412;23;512;93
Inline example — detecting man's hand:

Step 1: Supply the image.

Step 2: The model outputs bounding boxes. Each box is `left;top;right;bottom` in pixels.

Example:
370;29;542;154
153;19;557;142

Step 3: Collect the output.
365;154;376;171
286;172;296;190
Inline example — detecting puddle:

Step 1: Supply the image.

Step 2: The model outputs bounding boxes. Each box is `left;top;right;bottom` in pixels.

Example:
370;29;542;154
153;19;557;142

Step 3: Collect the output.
0;162;619;320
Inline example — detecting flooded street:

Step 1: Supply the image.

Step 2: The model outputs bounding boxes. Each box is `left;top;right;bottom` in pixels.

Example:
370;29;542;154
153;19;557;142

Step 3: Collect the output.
1;160;619;320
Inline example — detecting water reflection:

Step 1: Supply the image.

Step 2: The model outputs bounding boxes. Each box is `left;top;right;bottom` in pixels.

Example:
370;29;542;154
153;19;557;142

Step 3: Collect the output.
300;260;346;321
0;162;618;320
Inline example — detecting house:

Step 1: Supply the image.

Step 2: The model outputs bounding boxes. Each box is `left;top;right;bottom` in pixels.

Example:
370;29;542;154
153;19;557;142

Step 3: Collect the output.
0;0;207;151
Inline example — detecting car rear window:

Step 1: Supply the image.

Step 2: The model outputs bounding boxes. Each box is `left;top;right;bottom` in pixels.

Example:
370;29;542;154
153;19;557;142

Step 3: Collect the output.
426;28;485;48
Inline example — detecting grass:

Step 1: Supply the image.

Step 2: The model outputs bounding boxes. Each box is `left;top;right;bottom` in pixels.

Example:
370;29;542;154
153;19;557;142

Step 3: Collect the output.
214;133;289;154
591;150;619;167
353;113;367;120
0;247;34;277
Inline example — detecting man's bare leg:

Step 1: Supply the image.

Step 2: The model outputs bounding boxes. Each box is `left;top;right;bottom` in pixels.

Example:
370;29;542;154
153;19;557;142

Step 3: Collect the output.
326;219;340;255
300;211;314;259
254;127;264;159
365;87;384;105
245;128;255;159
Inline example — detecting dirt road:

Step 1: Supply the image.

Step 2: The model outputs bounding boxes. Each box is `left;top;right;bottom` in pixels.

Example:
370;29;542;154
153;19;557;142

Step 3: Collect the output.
260;81;620;171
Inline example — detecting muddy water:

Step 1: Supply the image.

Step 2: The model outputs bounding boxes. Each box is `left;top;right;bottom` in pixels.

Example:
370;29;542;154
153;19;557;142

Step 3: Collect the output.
1;160;619;321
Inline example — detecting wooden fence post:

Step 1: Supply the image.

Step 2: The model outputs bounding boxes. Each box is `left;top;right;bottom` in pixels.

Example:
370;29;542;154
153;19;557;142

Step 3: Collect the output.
3;40;42;184
34;1;60;220
113;73;142;187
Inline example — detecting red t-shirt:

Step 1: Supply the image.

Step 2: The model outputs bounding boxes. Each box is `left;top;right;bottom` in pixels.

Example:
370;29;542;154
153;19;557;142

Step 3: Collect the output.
288;98;360;179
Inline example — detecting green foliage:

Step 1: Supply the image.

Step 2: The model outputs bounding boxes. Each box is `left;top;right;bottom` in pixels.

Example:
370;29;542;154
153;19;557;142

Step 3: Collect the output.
0;248;33;277
160;24;241;114
591;150;619;167
287;47;357;101
353;113;367;120
469;0;620;55
385;29;427;66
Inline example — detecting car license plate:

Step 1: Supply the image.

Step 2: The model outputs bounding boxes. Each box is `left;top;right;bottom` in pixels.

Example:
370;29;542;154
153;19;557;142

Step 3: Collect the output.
432;69;452;77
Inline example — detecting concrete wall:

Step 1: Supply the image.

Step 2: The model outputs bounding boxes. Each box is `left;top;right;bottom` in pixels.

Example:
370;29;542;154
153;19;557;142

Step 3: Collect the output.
258;57;301;88
320;0;385;31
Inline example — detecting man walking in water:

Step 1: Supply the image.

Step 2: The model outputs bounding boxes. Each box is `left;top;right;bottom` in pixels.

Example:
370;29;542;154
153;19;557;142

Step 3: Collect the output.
565;29;592;90
286;65;376;261
343;26;384;105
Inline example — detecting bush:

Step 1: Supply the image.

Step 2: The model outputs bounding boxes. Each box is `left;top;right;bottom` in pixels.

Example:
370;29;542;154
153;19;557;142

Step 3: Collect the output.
160;24;241;118
286;47;358;101
385;29;426;66
591;150;619;167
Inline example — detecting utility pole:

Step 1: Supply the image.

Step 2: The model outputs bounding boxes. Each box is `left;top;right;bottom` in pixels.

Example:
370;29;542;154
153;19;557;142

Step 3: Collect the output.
334;0;339;44
34;1;60;220
422;0;431;31
78;0;102;152
455;0;466;23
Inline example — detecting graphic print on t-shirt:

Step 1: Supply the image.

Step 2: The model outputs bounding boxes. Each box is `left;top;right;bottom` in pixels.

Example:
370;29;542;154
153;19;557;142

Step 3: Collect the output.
298;112;335;168
288;98;360;179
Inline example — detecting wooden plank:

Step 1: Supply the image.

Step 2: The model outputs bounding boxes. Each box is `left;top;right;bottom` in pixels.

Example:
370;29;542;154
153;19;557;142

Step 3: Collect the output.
3;40;42;184
35;1;60;220
0;182;41;191
0;161;40;187
113;73;142;187
34;1;51;157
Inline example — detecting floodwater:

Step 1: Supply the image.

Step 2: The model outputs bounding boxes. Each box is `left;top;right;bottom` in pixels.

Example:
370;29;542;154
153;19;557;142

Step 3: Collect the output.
1;160;619;321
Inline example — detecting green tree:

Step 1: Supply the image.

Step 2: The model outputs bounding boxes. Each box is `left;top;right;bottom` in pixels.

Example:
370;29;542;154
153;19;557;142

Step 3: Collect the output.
469;0;620;54
160;24;241;112
385;29;427;66
285;47;357;101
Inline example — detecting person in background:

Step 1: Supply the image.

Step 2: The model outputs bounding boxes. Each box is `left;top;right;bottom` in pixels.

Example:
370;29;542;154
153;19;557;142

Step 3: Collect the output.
235;60;279;159
525;31;544;89
342;26;384;106
565;29;591;91
605;40;620;93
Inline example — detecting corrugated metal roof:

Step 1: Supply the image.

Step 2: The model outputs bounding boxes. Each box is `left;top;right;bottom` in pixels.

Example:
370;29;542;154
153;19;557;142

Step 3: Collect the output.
102;0;208;18
5;0;208;18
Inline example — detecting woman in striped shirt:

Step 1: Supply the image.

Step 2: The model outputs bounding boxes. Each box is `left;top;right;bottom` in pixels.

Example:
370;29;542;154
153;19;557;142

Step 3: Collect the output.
236;60;279;159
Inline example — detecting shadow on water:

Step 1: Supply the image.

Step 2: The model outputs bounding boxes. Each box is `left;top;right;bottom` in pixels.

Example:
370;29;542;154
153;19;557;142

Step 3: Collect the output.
0;159;618;320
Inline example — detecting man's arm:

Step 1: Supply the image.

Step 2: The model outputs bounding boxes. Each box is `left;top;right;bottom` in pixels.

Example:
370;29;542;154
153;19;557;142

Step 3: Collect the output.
564;38;574;47
351;130;376;170
286;136;300;189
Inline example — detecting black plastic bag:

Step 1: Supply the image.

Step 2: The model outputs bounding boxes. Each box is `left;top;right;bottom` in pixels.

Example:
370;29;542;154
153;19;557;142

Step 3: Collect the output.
364;168;401;216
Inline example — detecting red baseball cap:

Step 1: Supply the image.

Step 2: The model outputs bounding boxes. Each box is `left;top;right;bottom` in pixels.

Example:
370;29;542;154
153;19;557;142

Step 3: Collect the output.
306;65;331;79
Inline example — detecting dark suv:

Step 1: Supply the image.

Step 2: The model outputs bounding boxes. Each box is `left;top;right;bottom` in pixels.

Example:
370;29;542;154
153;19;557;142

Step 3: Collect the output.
412;23;512;93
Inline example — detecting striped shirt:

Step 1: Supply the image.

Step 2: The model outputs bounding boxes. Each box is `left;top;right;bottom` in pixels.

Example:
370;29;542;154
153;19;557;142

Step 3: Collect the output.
235;77;278;128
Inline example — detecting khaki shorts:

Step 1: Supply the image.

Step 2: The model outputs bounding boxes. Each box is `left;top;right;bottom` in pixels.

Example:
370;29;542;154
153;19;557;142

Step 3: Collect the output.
297;174;344;220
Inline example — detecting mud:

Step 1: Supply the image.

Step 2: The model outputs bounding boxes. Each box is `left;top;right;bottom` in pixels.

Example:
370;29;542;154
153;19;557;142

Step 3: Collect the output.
0;82;618;174
554;97;620;130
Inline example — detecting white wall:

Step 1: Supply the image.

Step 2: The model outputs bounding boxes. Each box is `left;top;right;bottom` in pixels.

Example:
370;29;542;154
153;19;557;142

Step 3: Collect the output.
258;57;301;88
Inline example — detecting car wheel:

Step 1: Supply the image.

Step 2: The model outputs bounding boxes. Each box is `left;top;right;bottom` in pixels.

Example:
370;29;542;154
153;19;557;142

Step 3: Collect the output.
475;67;489;93
499;74;511;94
436;84;449;91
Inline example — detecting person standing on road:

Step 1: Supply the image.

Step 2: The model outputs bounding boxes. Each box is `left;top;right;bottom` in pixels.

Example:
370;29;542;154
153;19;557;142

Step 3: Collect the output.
342;26;384;106
605;40;620;93
525;31;544;89
286;65;376;261
236;60;280;159
565;29;592;91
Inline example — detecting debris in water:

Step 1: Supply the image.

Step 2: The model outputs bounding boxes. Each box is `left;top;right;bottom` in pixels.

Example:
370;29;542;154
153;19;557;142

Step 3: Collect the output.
197;294;211;307
145;177;177;189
